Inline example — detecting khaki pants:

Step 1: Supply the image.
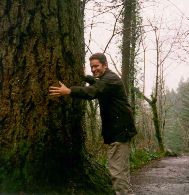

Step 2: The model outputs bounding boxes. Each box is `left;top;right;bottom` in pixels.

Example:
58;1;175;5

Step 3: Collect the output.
107;142;133;195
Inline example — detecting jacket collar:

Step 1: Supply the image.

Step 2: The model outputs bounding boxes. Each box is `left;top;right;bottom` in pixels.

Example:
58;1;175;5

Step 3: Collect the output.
99;68;110;78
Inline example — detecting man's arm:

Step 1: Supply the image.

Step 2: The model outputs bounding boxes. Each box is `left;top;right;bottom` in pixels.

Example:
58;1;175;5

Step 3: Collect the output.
49;80;106;100
81;75;96;85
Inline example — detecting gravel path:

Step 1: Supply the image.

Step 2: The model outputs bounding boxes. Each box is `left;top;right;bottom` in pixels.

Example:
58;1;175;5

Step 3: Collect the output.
131;156;189;195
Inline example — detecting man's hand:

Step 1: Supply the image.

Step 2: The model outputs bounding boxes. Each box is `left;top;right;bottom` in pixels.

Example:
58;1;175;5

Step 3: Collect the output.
49;81;71;97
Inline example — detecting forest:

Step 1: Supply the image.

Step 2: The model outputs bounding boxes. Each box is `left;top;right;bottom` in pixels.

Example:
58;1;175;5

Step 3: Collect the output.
0;0;189;194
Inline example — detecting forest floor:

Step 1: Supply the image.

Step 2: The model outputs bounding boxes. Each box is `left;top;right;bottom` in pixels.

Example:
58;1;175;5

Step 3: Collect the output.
1;156;189;195
131;155;189;195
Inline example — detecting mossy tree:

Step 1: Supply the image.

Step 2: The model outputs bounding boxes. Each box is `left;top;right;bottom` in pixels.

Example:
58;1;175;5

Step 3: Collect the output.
0;0;111;193
122;0;139;116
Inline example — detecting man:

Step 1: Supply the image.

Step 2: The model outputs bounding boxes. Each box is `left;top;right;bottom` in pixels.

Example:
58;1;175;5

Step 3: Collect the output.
49;53;136;195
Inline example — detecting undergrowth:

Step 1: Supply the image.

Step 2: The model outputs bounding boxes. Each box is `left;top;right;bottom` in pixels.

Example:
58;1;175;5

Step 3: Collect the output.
130;148;164;170
86;138;164;171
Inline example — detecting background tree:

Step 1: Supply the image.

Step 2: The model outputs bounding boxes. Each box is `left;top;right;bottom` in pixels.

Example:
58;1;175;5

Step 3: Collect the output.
163;88;185;153
177;80;189;149
82;0;189;171
122;0;133;95
164;79;189;153
0;0;112;193
134;11;189;152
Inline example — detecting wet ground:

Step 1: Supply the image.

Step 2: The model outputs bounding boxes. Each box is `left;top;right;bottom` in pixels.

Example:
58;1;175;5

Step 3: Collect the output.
131;156;189;195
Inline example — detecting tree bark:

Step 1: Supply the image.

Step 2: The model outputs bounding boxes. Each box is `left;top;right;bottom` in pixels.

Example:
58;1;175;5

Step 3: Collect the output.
150;97;165;153
122;0;137;118
122;0;132;95
0;0;112;193
130;0;137;116
134;88;165;152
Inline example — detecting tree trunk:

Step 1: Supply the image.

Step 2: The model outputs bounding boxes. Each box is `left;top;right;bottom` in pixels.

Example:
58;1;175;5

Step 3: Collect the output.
122;0;138;117
130;0;137;117
122;0;132;95
0;0;112;193
150;97;165;153
134;88;165;152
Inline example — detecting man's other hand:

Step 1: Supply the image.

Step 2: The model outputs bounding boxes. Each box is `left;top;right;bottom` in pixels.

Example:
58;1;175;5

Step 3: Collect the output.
49;81;71;97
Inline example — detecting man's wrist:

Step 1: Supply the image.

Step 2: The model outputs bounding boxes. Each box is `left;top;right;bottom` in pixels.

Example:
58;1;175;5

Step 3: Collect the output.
60;88;71;96
68;88;71;95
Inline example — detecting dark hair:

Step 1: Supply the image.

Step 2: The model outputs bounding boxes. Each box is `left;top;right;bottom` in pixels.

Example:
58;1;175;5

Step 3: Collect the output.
89;53;107;65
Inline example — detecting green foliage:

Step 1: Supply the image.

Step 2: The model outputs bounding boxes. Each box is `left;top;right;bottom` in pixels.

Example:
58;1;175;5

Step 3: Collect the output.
164;124;184;153
164;79;189;153
178;80;189;130
130;148;163;169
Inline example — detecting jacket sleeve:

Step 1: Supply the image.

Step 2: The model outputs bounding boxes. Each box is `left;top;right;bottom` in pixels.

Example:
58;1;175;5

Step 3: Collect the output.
70;79;106;100
81;75;96;85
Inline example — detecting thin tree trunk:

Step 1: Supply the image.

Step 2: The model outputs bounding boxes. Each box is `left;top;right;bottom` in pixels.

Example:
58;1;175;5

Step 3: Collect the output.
150;97;165;152
134;88;165;152
122;0;132;95
130;0;137;116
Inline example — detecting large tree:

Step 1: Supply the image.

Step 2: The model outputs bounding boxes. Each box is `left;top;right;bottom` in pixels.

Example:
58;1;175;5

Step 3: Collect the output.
0;0;111;193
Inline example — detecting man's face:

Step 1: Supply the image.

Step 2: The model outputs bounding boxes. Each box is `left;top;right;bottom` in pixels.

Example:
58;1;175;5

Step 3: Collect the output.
90;59;107;78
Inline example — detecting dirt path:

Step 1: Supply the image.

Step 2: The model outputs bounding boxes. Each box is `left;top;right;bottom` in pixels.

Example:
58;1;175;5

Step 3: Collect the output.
131;156;189;195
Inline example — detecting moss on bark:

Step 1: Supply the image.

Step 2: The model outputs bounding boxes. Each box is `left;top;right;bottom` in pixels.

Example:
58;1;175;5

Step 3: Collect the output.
0;0;113;193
